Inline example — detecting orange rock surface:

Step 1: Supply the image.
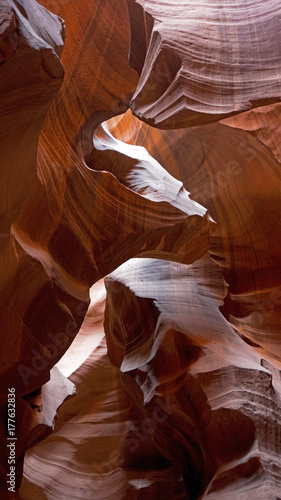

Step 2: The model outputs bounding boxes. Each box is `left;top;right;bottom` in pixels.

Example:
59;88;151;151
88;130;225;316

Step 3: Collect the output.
0;0;281;498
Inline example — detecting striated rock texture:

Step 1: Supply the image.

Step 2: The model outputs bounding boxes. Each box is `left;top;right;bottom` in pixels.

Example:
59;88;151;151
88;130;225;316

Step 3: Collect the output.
106;107;281;369
0;0;281;498
104;257;281;499
127;0;281;127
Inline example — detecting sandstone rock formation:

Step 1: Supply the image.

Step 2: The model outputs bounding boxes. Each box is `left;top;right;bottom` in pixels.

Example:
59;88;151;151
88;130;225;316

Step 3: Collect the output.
1;0;281;498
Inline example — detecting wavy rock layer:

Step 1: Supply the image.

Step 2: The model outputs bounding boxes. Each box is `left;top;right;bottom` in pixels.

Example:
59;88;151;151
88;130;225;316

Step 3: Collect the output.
106;109;281;368
104;257;281;499
0;0;213;495
20;285;187;499
1;0;281;498
127;0;281;127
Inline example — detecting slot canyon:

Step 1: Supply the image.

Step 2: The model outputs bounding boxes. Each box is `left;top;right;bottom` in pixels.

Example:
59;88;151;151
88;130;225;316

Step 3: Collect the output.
1;0;281;498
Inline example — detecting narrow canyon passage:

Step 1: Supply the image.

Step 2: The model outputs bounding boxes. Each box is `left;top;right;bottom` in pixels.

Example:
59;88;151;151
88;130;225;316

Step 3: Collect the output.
0;0;281;499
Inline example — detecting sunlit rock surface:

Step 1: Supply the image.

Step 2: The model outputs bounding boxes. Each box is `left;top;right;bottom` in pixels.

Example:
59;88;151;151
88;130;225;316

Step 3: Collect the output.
0;0;281;498
106;108;281;368
104;257;281;499
127;0;281;127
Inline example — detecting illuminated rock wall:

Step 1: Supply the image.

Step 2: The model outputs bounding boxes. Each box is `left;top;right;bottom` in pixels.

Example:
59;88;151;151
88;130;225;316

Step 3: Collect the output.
0;0;280;498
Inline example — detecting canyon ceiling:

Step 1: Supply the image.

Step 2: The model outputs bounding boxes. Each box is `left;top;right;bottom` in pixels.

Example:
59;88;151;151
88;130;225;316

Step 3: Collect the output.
1;0;281;499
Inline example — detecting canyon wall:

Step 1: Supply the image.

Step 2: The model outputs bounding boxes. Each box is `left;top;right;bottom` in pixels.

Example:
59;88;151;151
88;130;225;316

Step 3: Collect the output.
0;0;280;498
